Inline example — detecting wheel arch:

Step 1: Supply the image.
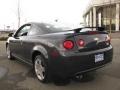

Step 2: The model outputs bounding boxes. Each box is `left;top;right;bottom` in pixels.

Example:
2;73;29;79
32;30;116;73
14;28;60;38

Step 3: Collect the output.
32;45;49;64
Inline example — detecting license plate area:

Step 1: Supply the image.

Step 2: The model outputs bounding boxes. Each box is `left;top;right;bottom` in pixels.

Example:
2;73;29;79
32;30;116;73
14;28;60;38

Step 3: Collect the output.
95;54;104;63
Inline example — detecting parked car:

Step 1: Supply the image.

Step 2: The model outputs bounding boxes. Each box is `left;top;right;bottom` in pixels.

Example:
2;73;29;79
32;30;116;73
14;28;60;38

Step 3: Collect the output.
6;22;113;83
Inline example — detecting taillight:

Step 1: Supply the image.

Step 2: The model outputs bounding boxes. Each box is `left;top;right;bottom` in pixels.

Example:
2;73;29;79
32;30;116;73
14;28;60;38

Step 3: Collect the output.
105;35;111;44
78;39;85;47
63;40;74;49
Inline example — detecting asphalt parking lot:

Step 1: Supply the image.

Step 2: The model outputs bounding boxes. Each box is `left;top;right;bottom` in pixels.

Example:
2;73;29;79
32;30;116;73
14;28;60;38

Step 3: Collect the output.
0;38;120;90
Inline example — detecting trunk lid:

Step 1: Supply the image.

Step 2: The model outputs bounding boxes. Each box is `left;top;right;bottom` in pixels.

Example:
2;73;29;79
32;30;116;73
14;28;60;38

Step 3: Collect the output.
74;33;110;52
71;27;110;52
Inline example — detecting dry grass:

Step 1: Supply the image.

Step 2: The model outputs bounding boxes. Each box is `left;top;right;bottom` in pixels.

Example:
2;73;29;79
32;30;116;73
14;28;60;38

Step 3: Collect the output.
0;33;8;41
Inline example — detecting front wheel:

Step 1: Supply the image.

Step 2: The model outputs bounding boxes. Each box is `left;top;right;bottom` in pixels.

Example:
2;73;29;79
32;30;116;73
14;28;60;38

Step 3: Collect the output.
6;44;14;60
34;55;50;83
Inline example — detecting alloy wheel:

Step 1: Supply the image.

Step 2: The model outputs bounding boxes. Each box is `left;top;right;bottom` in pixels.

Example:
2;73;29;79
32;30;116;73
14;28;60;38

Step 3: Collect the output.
34;56;45;81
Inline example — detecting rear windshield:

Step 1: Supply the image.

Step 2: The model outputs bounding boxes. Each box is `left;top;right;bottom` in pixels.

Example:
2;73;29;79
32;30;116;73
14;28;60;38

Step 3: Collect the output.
37;23;71;33
79;28;93;32
37;23;99;34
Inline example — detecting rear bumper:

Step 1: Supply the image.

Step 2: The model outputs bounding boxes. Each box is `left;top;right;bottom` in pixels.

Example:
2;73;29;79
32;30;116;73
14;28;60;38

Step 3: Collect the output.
49;45;113;78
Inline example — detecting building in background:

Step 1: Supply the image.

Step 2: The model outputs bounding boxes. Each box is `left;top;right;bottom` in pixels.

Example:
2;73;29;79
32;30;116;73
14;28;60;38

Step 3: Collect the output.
83;0;120;32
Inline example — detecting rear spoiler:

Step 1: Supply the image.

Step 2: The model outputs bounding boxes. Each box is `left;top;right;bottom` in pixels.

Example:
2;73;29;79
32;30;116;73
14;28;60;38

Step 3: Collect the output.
74;27;105;33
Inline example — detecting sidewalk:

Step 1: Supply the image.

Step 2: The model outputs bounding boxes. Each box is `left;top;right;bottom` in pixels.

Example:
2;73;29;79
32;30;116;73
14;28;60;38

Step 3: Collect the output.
110;32;120;39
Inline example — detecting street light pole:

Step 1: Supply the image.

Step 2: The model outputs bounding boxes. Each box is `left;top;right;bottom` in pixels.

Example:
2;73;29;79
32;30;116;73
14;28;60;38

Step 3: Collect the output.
109;0;112;36
18;0;20;29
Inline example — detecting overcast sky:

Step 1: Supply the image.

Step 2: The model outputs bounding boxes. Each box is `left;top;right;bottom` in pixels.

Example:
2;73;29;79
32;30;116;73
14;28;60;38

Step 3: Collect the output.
0;0;90;29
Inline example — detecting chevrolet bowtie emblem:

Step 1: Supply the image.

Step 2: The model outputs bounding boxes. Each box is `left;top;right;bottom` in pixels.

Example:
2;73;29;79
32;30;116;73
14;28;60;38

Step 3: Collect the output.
94;38;99;41
94;38;99;44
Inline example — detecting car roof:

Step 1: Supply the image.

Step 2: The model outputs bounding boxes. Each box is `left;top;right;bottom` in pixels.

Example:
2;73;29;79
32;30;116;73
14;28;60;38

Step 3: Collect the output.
26;22;48;26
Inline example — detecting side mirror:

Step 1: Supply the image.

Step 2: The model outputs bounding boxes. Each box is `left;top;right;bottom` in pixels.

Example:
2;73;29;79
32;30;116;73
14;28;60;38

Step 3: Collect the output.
8;33;13;37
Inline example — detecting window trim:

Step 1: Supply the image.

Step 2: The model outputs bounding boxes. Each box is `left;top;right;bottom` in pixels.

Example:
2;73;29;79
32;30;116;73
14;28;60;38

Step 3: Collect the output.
14;24;31;37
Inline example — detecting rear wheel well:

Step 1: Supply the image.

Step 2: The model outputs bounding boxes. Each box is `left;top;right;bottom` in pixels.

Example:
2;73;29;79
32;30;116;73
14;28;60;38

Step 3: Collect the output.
32;51;42;64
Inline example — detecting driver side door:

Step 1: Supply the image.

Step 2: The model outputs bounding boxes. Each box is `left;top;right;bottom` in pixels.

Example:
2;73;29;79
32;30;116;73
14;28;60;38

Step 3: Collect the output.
11;24;31;59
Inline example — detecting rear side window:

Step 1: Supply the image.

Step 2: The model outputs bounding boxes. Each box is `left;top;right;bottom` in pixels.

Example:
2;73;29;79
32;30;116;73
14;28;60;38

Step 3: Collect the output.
37;23;70;34
27;25;43;36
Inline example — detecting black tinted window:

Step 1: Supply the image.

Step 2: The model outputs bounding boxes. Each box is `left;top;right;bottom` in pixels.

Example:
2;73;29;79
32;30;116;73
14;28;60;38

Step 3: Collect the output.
16;25;31;37
27;25;43;35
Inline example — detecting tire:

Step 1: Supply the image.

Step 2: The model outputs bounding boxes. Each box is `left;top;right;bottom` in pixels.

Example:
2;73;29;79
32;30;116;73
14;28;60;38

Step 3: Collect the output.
6;44;14;60
34;55;50;83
